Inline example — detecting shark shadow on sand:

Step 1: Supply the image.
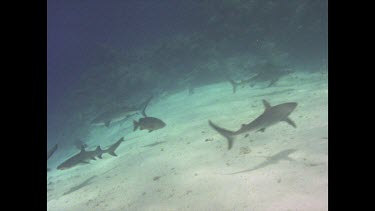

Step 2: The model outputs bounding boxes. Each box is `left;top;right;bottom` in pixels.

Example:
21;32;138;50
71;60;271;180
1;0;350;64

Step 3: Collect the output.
63;176;97;196
142;141;167;148
225;149;297;175
251;89;295;98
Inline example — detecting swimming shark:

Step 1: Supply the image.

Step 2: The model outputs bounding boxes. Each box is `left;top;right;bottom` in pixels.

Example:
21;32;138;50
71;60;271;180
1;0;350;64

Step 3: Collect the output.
249;69;293;87
91;96;153;127
248;62;293;87
209;100;297;150
57;137;125;170
227;77;253;93
227;68;292;93
226;149;297;174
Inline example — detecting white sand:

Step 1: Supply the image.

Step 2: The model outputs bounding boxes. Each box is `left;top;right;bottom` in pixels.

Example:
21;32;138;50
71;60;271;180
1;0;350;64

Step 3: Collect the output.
47;71;328;211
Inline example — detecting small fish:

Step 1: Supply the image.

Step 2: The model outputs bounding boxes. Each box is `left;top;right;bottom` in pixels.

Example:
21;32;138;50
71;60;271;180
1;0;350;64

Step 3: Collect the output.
133;117;166;133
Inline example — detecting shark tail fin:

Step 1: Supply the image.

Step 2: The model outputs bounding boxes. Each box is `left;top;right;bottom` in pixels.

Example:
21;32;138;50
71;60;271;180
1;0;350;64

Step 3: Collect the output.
96;146;103;159
133;120;139;131
108;137;125;157
228;79;239;94
140;95;153;117
208;120;235;150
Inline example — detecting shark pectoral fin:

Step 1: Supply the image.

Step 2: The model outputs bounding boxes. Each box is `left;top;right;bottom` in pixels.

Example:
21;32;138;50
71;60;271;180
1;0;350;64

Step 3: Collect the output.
81;161;90;164
148;130;153;133
109;152;118;157
227;138;234;150
90;157;96;160
262;99;271;110
285;157;295;162
257;128;266;132
105;121;111;127
285;117;297;128
268;79;277;87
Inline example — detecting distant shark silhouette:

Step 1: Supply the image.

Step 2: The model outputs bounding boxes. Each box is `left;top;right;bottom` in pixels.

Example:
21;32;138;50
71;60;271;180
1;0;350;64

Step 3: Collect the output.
227;77;253;93
249;69;292;87
226;149;297;174
249;62;293;87
91;96;153;127
209;100;297;150
227;69;292;93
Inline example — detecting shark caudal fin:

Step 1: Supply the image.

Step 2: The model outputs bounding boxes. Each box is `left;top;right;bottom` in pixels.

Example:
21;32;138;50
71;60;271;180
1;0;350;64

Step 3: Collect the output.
133;120;139;131
96;146;104;159
208;120;236;150
228;79;239;94
107;137;125;157
140;95;153;117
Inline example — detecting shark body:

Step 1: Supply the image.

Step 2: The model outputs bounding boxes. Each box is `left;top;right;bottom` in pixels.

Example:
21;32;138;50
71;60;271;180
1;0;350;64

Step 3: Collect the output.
91;96;153;127
209;100;297;150
249;69;292;87
57;137;125;170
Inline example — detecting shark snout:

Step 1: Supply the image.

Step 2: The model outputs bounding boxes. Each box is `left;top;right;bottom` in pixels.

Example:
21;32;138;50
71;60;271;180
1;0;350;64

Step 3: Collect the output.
284;102;298;113
289;102;298;109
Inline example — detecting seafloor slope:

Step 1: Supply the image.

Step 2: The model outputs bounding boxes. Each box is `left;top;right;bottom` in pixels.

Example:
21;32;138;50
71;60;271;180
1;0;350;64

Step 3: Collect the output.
47;71;327;211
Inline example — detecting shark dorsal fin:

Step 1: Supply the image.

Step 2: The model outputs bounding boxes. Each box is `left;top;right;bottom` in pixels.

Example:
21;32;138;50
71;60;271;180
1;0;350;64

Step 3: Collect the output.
95;146;102;152
80;146;86;153
262;99;271;110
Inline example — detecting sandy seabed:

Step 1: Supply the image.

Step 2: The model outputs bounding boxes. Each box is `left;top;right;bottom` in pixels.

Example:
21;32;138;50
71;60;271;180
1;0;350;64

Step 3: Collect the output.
47;71;328;211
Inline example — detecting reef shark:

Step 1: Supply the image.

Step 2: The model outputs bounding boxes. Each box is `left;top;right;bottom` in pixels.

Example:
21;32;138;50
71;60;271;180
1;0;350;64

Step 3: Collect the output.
209;100;297;150
57;137;125;170
227;77;253;93
249;62;293;87
249;69;293;87
227;68;292;93
226;149;297;174
91;96;153;127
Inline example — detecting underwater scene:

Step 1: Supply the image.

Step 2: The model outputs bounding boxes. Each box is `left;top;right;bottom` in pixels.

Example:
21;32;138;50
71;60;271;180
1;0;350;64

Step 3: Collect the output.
47;1;327;210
